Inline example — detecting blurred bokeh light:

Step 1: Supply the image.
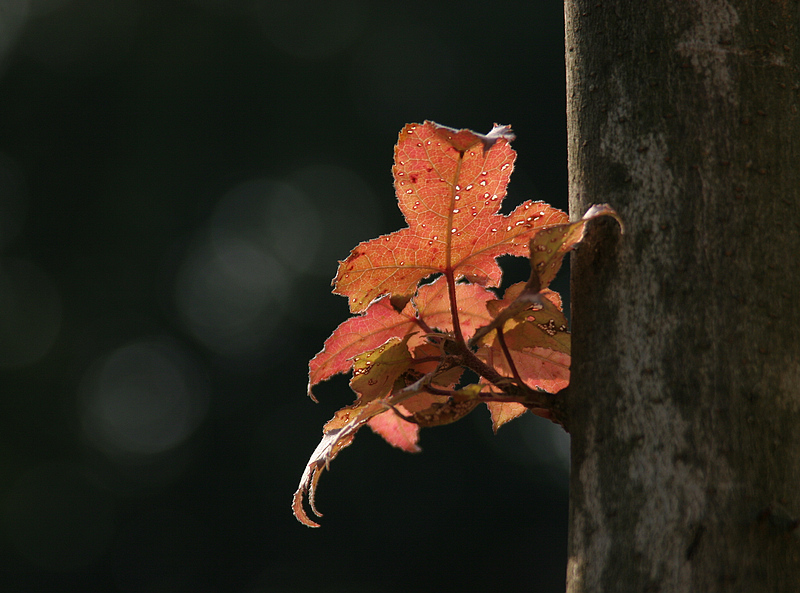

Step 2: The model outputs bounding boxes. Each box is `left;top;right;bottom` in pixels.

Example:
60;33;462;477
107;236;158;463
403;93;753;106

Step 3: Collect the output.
79;338;209;458
0;1;570;591
176;231;291;358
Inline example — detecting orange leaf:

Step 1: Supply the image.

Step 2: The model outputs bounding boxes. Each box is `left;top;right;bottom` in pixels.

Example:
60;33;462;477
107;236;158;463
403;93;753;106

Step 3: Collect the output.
349;336;412;401
486;401;528;432
333;121;567;313
413;276;496;339
480;342;570;395
528;203;623;292
294;337;413;527
307;277;494;398
368;405;420;453
308;297;417;398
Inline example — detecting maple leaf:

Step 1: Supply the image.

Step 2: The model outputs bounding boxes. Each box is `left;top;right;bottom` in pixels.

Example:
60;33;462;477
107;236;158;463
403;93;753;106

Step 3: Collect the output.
333;121;567;314
486;401;528;430
294;333;481;527
293;336;414;528
481;343;571;397
478;284;569;353
307;276;494;399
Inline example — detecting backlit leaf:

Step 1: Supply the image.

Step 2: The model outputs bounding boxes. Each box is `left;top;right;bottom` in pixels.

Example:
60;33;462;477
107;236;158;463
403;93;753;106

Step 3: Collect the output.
502;295;570;356
408;384;483;427
474;283;568;353
333;121;567;313
349;336;413;401
293;337;413;527
367;404;420;453
486;401;528;431
308;276;493;399
528;203;623;292
412;277;496;339
479;342;570;397
307;297;416;399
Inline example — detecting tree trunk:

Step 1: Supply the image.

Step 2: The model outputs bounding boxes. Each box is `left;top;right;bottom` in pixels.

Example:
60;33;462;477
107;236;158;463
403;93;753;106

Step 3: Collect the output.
564;1;800;591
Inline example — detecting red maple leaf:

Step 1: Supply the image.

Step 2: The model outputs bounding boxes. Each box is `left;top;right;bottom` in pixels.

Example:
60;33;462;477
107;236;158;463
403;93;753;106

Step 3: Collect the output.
307;276;494;399
333;121;567;313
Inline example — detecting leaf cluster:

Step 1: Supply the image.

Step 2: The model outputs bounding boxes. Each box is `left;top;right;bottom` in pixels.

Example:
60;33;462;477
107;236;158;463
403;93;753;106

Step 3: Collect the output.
293;121;620;527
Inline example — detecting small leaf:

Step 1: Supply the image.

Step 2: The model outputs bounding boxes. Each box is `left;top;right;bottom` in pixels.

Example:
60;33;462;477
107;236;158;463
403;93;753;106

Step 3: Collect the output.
308;297;417;399
409;384;483;427
350;336;413;400
486;401;528;432
292;413;362;528
480;342;570;395
473;283;568;352
413;277;495;339
502;295;570;356
528;203;623;292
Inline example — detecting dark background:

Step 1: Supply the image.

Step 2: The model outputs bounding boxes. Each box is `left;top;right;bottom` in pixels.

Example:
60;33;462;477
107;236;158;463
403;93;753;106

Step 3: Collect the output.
0;1;570;591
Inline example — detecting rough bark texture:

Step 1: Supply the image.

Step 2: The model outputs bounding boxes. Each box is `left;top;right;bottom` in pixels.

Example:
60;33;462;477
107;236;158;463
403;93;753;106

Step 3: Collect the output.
564;1;800;592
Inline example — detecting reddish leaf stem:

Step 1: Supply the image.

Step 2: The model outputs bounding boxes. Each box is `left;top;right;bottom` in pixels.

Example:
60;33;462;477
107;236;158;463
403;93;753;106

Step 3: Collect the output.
496;325;524;387
448;341;504;389
445;268;465;345
444;150;466;346
414;317;434;334
423;383;455;396
411;356;443;366
436;266;565;424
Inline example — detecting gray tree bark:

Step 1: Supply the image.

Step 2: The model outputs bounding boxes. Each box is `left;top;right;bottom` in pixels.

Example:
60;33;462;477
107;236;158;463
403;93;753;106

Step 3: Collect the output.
564;1;800;592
